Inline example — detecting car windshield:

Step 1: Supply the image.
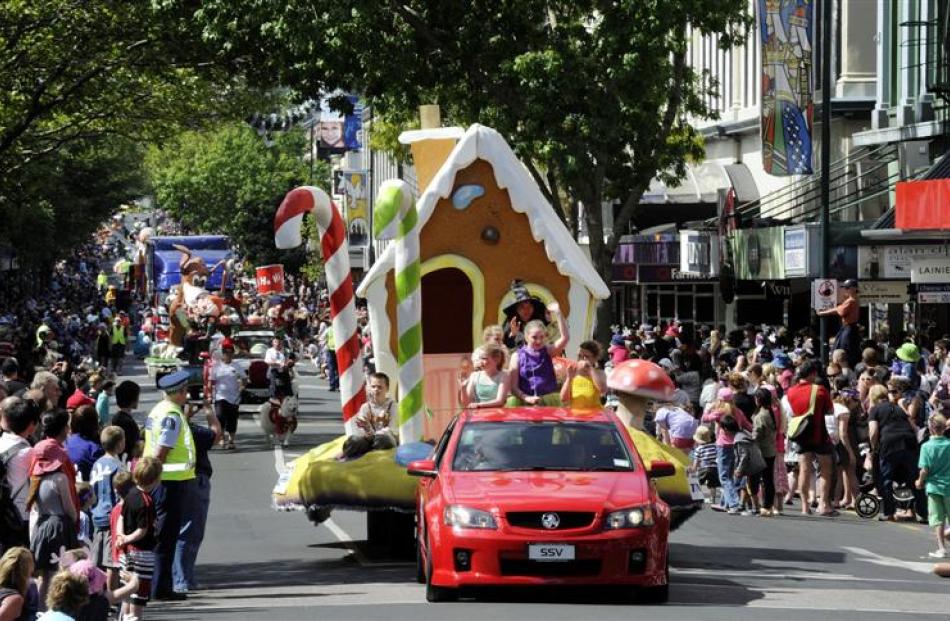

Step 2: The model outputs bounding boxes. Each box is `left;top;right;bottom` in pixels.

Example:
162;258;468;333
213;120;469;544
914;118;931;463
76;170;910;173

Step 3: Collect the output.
233;334;274;359
452;421;635;472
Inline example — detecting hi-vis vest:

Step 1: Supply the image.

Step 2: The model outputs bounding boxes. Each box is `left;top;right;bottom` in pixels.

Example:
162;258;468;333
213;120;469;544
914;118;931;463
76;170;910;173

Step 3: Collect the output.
111;323;126;346
144;400;195;481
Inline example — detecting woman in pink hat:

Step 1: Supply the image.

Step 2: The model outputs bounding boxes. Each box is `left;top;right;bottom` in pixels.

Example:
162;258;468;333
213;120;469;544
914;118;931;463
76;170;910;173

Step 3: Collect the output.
26;410;80;607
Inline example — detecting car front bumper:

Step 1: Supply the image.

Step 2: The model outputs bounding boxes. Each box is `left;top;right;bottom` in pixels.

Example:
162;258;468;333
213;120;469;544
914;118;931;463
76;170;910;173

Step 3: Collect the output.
429;523;668;588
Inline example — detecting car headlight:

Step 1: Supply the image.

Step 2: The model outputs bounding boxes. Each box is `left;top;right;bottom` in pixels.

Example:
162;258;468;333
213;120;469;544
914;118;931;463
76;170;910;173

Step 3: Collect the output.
443;505;497;529
604;505;655;529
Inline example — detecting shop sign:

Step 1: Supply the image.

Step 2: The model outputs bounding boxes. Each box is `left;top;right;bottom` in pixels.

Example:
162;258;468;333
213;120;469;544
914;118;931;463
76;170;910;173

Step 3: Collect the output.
858;280;908;305
733;227;786;280
812;278;839;311
918;284;950;304
859;244;950;279
912;257;950;283
679;230;720;276
782;225;819;278
636;265;710;283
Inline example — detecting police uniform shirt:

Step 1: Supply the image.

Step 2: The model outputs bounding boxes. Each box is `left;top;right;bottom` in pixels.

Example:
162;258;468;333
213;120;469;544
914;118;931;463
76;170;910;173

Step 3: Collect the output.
158;409;182;448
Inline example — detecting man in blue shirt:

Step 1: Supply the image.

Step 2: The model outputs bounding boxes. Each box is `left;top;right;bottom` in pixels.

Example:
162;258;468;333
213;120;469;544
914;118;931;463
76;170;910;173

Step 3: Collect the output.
172;403;221;594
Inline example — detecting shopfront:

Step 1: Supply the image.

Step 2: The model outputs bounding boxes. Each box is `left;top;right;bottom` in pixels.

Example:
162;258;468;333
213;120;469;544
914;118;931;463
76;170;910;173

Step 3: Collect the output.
611;233;723;330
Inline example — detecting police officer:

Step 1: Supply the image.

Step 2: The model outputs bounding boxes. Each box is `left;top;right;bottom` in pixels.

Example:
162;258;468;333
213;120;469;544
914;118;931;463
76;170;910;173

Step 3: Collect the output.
144;370;196;600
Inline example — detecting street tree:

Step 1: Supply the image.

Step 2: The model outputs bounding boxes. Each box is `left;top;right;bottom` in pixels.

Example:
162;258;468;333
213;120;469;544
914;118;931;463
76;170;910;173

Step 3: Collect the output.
0;1;265;265
169;0;748;336
145;123;329;271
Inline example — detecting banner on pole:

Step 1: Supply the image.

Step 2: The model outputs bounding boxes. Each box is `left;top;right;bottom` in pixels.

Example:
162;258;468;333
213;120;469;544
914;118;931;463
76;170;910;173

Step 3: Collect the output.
255;264;285;294
759;0;814;176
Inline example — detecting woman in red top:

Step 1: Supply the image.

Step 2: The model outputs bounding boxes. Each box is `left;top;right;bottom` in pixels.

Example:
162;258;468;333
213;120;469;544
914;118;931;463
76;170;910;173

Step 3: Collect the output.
786;360;836;516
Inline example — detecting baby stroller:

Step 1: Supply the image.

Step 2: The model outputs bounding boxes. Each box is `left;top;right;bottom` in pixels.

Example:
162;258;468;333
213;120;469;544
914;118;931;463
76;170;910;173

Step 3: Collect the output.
854;443;917;519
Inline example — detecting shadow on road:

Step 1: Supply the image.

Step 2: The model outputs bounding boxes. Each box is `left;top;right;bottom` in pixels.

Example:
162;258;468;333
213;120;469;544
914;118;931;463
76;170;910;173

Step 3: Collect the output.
195;557;414;590
671;542;846;572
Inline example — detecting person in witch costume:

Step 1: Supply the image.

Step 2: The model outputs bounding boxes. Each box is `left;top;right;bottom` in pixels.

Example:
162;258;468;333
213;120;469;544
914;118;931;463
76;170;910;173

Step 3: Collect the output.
502;280;549;350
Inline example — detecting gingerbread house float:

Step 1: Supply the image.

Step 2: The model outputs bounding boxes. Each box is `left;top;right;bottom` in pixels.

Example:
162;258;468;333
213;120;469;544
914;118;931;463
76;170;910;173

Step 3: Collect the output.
357;124;609;436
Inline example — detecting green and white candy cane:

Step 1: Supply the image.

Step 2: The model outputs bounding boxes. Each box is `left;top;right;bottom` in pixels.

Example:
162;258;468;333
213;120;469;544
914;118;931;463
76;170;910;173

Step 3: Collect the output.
375;179;424;444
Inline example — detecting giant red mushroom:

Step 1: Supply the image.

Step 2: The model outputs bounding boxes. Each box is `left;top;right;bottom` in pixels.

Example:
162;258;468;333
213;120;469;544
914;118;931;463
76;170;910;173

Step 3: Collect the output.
607;359;675;430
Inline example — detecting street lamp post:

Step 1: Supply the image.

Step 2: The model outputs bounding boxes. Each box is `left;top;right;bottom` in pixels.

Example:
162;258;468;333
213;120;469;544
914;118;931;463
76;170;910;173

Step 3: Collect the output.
819;0;832;365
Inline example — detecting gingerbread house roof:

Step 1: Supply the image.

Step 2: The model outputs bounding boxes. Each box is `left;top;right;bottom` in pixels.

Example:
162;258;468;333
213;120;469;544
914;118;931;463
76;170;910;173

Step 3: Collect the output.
357;124;610;299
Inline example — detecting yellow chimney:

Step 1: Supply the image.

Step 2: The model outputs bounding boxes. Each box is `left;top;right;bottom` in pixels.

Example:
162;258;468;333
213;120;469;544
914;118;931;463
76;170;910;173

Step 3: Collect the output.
398;105;464;193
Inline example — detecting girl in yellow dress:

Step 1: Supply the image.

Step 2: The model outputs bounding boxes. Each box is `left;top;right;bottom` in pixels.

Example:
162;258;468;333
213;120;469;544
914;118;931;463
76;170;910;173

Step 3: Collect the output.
560;340;608;409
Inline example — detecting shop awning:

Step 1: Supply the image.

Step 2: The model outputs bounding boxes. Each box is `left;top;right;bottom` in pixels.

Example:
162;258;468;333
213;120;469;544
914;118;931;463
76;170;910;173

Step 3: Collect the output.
640;162;758;204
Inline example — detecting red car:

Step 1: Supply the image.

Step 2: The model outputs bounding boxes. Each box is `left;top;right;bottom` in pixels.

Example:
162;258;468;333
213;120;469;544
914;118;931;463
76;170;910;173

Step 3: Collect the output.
408;407;675;603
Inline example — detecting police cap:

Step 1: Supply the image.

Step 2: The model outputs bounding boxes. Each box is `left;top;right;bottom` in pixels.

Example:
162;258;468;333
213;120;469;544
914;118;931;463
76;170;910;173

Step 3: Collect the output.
157;370;190;393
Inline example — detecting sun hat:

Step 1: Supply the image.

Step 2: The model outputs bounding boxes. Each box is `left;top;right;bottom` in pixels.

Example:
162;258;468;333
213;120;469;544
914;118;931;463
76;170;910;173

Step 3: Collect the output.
717;387;735;401
30;439;69;476
68;560;107;594
896;342;921;363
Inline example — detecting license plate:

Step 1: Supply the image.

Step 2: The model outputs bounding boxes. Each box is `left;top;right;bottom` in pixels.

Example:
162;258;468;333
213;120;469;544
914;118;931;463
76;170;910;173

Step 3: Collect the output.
528;543;575;562
687;472;705;501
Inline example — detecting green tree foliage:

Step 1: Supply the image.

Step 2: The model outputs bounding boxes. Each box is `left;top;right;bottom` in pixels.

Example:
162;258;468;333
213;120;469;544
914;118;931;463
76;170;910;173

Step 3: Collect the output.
0;136;146;267
165;0;749;335
0;1;266;265
145;123;330;271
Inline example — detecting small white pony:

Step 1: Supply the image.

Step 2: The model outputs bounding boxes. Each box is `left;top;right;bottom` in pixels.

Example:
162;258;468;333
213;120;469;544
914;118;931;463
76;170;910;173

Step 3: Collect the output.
258;395;299;447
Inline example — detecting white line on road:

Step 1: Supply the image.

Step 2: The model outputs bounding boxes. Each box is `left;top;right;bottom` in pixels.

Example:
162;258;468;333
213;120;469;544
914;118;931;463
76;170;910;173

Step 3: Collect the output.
323;518;370;566
843;546;937;575
672;567;920;584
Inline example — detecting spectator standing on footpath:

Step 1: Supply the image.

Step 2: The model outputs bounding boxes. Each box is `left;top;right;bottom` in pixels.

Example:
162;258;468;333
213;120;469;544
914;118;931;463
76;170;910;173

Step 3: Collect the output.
0;397;39;552
173;404;221;594
916;413;950;558
785;360;836;517
112;381;142;463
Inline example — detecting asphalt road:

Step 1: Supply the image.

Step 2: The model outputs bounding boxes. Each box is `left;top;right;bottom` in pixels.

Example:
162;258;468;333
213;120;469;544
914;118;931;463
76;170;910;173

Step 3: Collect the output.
113;356;950;620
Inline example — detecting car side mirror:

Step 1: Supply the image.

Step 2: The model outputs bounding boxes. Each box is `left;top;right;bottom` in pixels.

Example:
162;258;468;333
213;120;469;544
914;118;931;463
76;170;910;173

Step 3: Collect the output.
648;460;676;479
407;459;438;478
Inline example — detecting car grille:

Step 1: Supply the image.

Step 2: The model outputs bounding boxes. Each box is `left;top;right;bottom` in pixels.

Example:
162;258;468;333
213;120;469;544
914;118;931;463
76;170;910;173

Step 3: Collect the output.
505;511;596;530
499;559;602;577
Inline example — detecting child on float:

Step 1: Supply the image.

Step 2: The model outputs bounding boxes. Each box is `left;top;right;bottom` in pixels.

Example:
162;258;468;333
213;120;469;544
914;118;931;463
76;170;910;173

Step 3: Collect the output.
507;303;568;407
560;340;607;409
482;325;505;348
341;373;399;458
460;344;510;410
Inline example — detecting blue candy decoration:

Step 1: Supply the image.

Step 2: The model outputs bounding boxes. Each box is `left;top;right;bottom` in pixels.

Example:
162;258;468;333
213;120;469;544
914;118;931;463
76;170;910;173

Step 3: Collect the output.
395;441;434;466
451;184;485;210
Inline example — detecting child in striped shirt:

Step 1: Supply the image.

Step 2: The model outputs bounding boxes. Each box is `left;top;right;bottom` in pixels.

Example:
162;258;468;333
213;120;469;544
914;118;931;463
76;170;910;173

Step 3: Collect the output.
692;425;720;504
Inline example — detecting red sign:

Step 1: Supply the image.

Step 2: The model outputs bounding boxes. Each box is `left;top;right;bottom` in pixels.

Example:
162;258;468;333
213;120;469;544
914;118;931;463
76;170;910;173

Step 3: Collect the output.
255;264;285;294
896;179;950;229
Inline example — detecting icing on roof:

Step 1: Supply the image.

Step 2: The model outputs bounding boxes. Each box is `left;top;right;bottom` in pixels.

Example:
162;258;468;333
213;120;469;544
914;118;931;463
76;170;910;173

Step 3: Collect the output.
358;124;610;299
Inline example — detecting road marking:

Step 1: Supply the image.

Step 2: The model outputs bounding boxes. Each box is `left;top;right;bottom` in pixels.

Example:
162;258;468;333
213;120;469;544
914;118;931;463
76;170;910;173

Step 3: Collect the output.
672;567;920;584
323;517;370;566
843;546;937;574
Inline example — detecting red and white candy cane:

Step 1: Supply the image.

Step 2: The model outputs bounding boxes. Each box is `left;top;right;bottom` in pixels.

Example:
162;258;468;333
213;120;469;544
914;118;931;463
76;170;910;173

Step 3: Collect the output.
274;186;366;433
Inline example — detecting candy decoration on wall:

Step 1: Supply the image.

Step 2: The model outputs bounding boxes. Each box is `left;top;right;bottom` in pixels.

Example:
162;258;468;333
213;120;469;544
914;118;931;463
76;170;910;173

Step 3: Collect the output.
274;186;365;434
375;179;424;444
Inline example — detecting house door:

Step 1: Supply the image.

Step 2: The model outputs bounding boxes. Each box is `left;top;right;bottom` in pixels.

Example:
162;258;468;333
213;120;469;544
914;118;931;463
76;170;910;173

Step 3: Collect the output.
421;268;473;353
420;267;473;439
